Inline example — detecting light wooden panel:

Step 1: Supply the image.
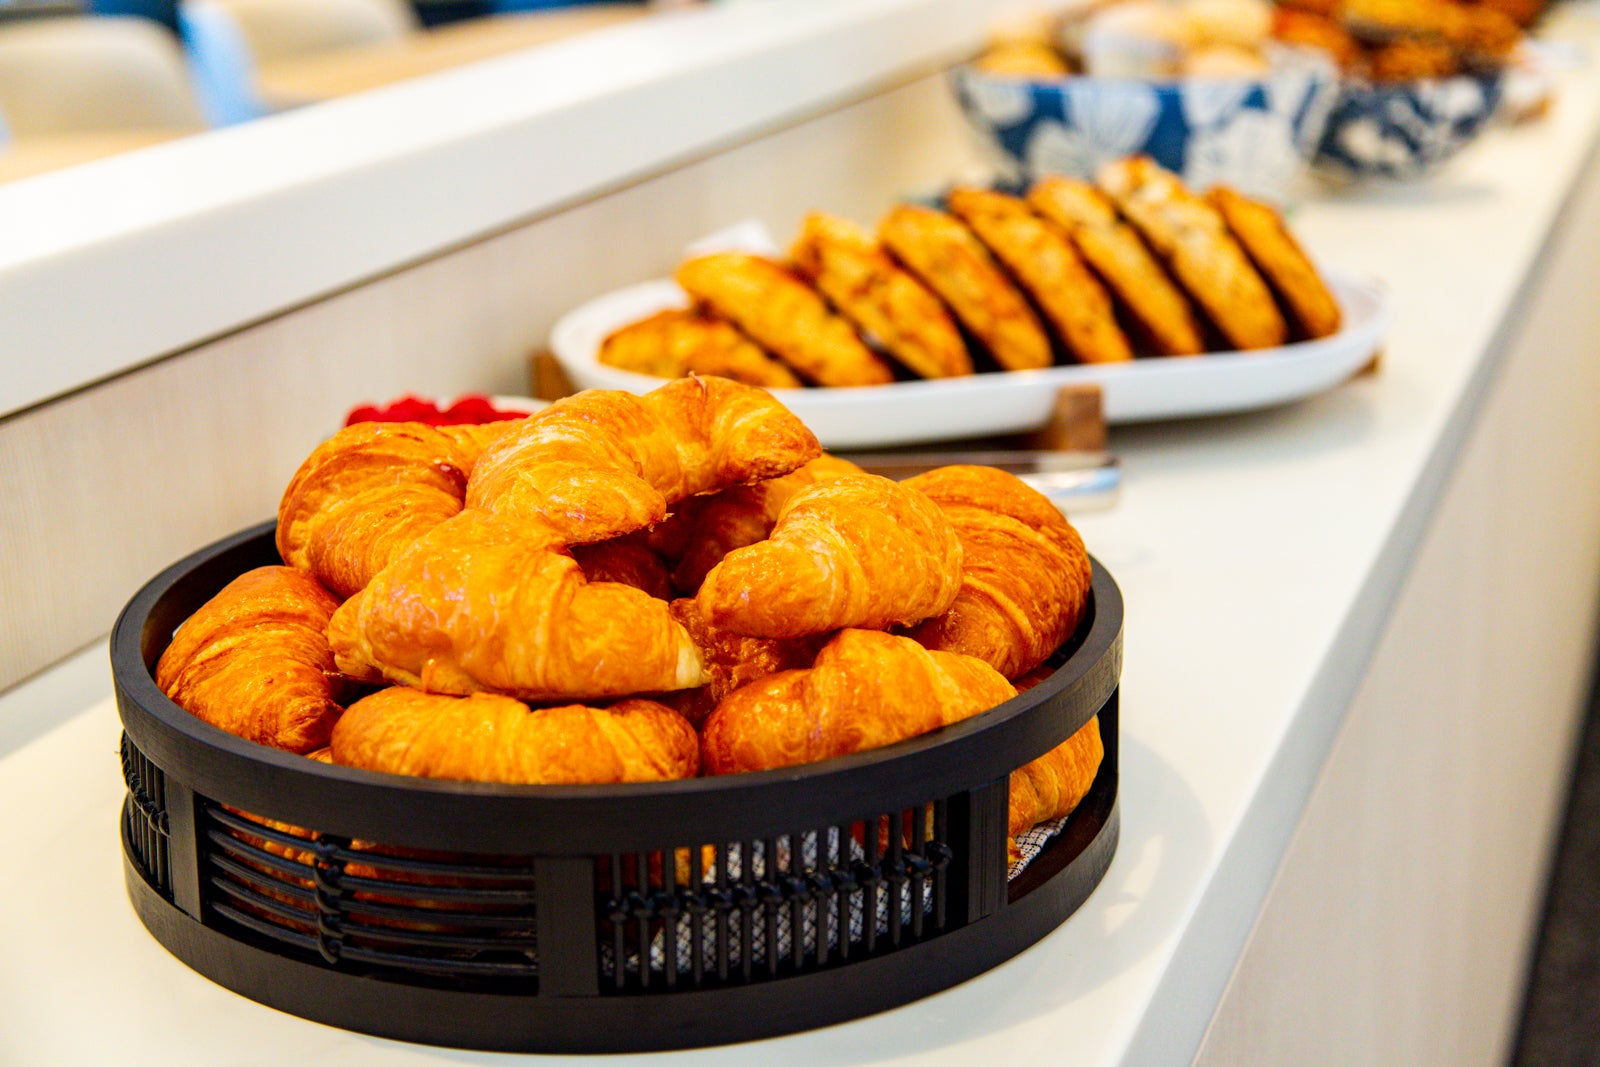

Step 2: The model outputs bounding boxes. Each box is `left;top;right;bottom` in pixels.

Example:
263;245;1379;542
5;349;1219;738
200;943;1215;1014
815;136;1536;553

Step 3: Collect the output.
0;69;984;692
1190;160;1600;1066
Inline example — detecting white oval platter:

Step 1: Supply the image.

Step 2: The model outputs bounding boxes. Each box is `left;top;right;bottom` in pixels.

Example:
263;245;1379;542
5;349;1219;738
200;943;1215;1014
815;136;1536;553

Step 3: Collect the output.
547;268;1389;450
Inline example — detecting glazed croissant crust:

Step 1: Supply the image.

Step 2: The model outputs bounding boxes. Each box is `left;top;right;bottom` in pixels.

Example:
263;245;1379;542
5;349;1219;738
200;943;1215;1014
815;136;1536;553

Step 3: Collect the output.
328;511;708;701
662;598;831;727
665;453;863;594
276;421;513;600
332;688;699;784
696;474;963;638
1009;716;1103;839
902;465;1093;679
155;566;347;754
700;629;1015;774
571;537;674;601
466;375;820;544
701;629;1104;845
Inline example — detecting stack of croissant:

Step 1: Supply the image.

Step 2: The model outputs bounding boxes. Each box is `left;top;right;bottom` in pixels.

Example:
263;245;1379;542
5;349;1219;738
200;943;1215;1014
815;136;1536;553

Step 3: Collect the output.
598;156;1342;391
156;376;1104;856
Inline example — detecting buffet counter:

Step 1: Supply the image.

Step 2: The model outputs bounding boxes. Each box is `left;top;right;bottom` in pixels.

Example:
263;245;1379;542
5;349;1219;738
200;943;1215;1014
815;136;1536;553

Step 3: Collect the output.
5;7;1600;1067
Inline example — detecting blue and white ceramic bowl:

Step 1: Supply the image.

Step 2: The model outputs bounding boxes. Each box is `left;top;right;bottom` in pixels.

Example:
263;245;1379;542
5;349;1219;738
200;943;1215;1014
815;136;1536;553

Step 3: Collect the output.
1313;70;1506;181
952;52;1338;204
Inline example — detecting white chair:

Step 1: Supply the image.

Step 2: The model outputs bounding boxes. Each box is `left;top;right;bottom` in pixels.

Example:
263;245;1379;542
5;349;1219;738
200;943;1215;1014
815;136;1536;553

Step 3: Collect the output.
209;0;417;65
0;16;206;136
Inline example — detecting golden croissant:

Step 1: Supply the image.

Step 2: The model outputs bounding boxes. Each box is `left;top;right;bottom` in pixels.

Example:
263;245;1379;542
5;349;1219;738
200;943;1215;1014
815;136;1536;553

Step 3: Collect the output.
328;510;708;700
666;454;863;594
571;537;674;601
276;420;515;599
1009;716;1103;839
696;474;963;638
662;598;831;727
332;688;699;784
902;465;1092;679
155;566;347;753
466;376;820;544
700;629;1015;774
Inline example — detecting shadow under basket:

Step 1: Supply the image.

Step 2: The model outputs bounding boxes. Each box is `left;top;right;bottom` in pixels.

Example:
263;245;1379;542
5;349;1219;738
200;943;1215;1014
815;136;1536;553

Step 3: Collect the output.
111;521;1124;1053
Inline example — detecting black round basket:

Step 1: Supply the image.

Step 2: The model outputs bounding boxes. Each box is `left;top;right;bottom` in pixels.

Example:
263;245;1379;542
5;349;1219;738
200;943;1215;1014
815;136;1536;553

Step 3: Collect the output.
111;520;1123;1053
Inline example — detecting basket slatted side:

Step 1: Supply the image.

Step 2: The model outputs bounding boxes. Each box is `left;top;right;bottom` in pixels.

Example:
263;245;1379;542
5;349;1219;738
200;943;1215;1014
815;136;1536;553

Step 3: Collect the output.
121;733;171;898
599;799;957;992
197;804;542;988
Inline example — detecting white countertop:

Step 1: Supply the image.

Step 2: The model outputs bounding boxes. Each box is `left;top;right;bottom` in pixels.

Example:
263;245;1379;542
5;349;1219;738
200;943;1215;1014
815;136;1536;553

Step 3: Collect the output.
5;8;1600;1065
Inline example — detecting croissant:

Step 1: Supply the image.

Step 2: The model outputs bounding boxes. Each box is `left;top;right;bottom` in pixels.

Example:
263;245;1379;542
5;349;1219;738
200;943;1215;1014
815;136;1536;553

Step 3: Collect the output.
331;688;699;784
277;421;515;599
1009;716;1103;846
466;376;820;544
701;629;1015;774
667;453;864;594
328;511;708;700
571;538;673;600
662;598;831;727
696;474;963;638
901;466;1093;679
155;566;347;753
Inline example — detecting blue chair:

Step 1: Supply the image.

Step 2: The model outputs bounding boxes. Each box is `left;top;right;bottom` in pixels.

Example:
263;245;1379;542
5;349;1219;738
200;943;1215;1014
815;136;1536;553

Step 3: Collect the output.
177;0;264;126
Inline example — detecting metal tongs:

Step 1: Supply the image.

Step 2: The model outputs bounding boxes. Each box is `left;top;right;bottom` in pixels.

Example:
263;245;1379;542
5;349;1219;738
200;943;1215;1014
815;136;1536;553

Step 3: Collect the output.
837;449;1121;513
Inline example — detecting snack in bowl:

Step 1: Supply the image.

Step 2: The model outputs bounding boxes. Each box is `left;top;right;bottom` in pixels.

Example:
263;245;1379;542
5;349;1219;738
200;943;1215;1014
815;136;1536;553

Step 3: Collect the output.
902;464;1093;679
953;1;1338;202
154;376;1104;862
1271;0;1522;178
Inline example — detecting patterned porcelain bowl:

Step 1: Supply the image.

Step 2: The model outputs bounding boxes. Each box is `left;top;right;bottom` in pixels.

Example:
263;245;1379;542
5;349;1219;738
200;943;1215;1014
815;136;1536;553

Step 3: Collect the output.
1313;70;1505;181
952;51;1338;203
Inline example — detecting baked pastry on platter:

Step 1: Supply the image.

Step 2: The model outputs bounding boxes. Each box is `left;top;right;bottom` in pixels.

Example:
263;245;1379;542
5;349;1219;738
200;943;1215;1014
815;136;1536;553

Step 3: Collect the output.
790;212;973;380
674;253;895;386
1097;156;1288;351
593;159;1340;390
1209;186;1342;340
945;186;1133;365
878;203;1055;372
1025;175;1207;357
598;308;801;389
